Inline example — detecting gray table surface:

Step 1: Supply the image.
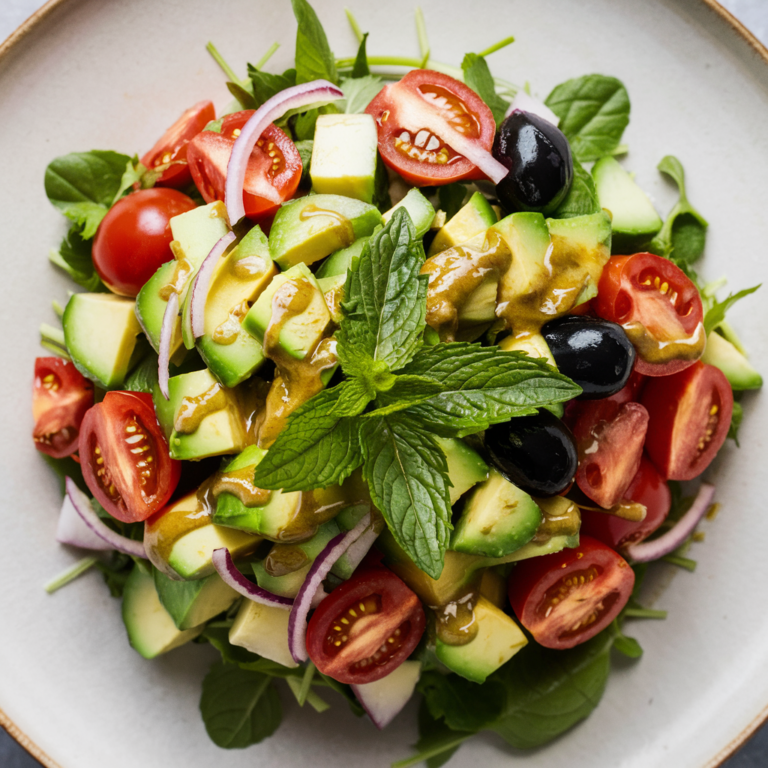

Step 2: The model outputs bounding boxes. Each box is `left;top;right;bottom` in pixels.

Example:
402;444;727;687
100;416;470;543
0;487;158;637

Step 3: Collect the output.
2;0;767;766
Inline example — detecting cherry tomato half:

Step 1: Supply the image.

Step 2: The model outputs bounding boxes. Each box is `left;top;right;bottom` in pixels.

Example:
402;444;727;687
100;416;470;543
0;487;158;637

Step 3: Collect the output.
79;391;180;523
593;253;705;377
306;566;425;684
365;70;496;186
508;536;635;650
140;100;216;188
641;361;733;481
92;188;197;297
32;357;94;458
580;456;671;550
186;111;302;220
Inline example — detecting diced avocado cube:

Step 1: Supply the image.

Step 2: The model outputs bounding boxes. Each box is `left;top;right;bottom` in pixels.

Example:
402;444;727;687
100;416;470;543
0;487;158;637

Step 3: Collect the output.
315;237;369;279
269;194;382;270
501;533;580;563
310;113;379;203
153;569;239;630
428;191;497;256
383;188;435;239
435;596;527;683
317;274;346;324
499;331;557;368
457;275;498;327
702;330;763;390
242;263;330;361
229;598;298;668
451;469;542;558
478;568;507;609
435;437;488;504
170;200;231;270
121;566;204;659
135;259;182;355
63;293;142;389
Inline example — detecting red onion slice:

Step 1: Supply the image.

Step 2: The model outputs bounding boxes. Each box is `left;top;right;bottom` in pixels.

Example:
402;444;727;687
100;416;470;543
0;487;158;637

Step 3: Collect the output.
157;290;179;400
190;230;236;340
63;478;147;558
288;510;373;663
225;80;344;223
212;547;294;609
506;91;559;126
624;483;716;563
56;490;113;551
351;660;421;730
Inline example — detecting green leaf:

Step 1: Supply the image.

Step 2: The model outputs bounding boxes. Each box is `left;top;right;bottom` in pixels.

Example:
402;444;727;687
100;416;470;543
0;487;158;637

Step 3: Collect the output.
200;661;282;749
401;343;582;437
50;227;104;291
227;80;258;110
552;157;601;218
123;350;159;393
545;75;630;162
438;184;468;220
294;139;313;186
461;53;509;127
44;150;134;238
113;157;146;202
373;155;392;211
351;32;370;78
40;453;87;496
291;0;338;85
251;384;365;491
247;66;297;106
728;399;744;445
418;671;505;732
340;75;384;114
366;374;444;417
393;700;472;768
703;284;760;334
611;621;644;658
360;413;452;579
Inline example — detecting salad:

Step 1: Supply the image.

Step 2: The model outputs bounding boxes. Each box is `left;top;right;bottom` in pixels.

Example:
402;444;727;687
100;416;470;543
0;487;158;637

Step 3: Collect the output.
32;1;763;765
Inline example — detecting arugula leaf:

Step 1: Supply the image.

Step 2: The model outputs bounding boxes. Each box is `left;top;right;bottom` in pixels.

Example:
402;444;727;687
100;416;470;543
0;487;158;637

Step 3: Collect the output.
461;53;509;127
351;32;370;78
438;184;468;220
728;399;744;445
545;75;630;162
44;150;134;238
291;0;338;85
418;671;505;732
360;413;452;579
294;139;313;186
199;662;281;748
247;66;297;106
49;226;104;291
114;156;147;200
227;80;258;110
703;284;760;334
340;75;384;114
552;157;601;218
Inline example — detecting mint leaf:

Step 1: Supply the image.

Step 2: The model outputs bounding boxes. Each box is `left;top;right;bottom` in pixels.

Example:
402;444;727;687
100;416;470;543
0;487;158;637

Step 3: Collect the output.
461;53;509;127
703;284;760;334
361;413;451;579
351;32;370;78
366;374;444;417
340;75;384;114
247;66;297;106
291;0;337;85
545;75;630;162
553;157;600;218
251;384;364;491
49;227;104;291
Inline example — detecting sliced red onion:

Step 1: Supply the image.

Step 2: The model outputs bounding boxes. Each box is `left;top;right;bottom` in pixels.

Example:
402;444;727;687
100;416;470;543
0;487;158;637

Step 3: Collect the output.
157;290;179;400
63;478;147;558
56;491;113;551
212;547;294;609
624;483;716;563
225;80;344;223
506;90;559;126
190;230;236;340
338;525;379;575
288;510;373;663
351;660;421;730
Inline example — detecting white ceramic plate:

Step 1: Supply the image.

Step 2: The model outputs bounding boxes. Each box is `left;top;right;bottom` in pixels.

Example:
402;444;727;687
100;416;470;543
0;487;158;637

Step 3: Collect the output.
2;1;767;766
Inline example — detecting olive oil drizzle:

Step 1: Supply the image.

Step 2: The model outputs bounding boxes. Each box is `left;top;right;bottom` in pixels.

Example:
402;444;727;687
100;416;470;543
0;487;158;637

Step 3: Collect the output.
622;319;706;365
433;588;480;646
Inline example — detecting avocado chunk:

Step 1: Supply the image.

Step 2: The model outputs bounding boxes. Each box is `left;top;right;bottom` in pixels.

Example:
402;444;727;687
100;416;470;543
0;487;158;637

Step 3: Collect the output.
435;596;527;683
428;191;497;256
451;469;543;558
383;188;436;239
269;194;382;270
310;113;379;202
499;331;557;367
229;598;298;668
315;237;370;279
135;259;183;355
121;566;204;659
592;156;662;253
242;263;331;361
317;274;346;324
153;568;239;630
702;330;763;390
436;437;488;504
63;293;142;389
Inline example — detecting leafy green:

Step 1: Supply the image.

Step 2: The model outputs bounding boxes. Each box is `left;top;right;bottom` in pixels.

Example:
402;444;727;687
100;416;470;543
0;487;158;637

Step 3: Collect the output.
373;155;392;212
729;399;744;444
294;139;314;186
418;671;506;732
703;284;761;334
396;701;472;768
351;32;370;78
291;0;338;85
611;621;643;658
340;75;384;114
123;350;159;393
49;227;104;292
227;80;258;110
545;75;630;162
41;453;87;495
552;157;601;218
461;53;509;127
247;66;297;106
438;184;468;220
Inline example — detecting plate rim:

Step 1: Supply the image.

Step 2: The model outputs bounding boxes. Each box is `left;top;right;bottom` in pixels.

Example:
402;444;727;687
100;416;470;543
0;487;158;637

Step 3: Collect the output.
0;0;766;766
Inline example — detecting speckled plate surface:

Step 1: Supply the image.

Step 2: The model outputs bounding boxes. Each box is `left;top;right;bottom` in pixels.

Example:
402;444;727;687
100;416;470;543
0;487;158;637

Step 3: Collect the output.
1;1;767;766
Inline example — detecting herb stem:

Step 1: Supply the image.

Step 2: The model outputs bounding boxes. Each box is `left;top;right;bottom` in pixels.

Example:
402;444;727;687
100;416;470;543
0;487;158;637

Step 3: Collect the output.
414;7;430;68
206;41;246;89
662;554;697;572
477;35;516;57
253;42;280;71
345;8;364;43
298;661;316;706
52;299;65;318
391;735;472;768
45;557;98;594
624;607;668;620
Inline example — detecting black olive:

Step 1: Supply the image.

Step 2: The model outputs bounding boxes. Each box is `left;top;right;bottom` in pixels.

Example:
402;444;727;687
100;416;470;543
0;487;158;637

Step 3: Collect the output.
542;316;636;399
493;110;573;214
484;411;577;497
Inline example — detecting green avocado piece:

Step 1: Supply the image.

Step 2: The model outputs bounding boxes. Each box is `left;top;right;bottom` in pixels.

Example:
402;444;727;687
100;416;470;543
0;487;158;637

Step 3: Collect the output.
135;260;181;354
153;569;239;630
702;330;763;390
229;598;298;668
170;200;231;272
63;293;142;389
269;193;383;270
317;274;346;324
383;188;436;239
436;437;489;504
315;237;369;279
428;191;497;256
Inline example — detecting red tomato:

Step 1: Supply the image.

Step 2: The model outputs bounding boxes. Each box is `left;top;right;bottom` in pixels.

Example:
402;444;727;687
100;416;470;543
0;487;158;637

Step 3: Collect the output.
365;70;496;186
32;357;94;458
186;111;302;220
508;536;635;649
92;188;196;297
579;456;671;550
593;253;705;377
306;566;425;684
79;392;180;523
641;361;733;481
141;100;216;188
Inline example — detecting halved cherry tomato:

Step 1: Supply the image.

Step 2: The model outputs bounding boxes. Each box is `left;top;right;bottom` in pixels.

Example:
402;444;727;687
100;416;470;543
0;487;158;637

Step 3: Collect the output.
32;357;94;458
306;566;425;684
593;253;705;377
141;100;216;188
641;361;733;481
508;536;634;650
580;456;671;550
79;392;180;523
365;70;495;186
186;111;302;220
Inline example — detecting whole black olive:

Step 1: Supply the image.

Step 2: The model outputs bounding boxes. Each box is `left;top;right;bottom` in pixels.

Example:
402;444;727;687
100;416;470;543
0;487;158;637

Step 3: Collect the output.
542;316;636;399
493;110;573;215
484;411;577;497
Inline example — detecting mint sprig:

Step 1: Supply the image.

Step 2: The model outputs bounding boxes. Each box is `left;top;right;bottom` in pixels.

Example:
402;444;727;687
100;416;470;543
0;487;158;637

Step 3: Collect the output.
253;208;581;577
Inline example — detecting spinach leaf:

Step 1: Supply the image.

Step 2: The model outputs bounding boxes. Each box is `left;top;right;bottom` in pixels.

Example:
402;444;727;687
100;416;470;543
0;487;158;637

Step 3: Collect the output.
49;226;104;291
227;80;258;110
552;157;601;218
545;75;630;162
291;0;338;85
703;284;760;334
294;139;314;186
247;66;297;106
461;53;509;127
418;670;505;732
728;399;744;445
340;75;384;114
